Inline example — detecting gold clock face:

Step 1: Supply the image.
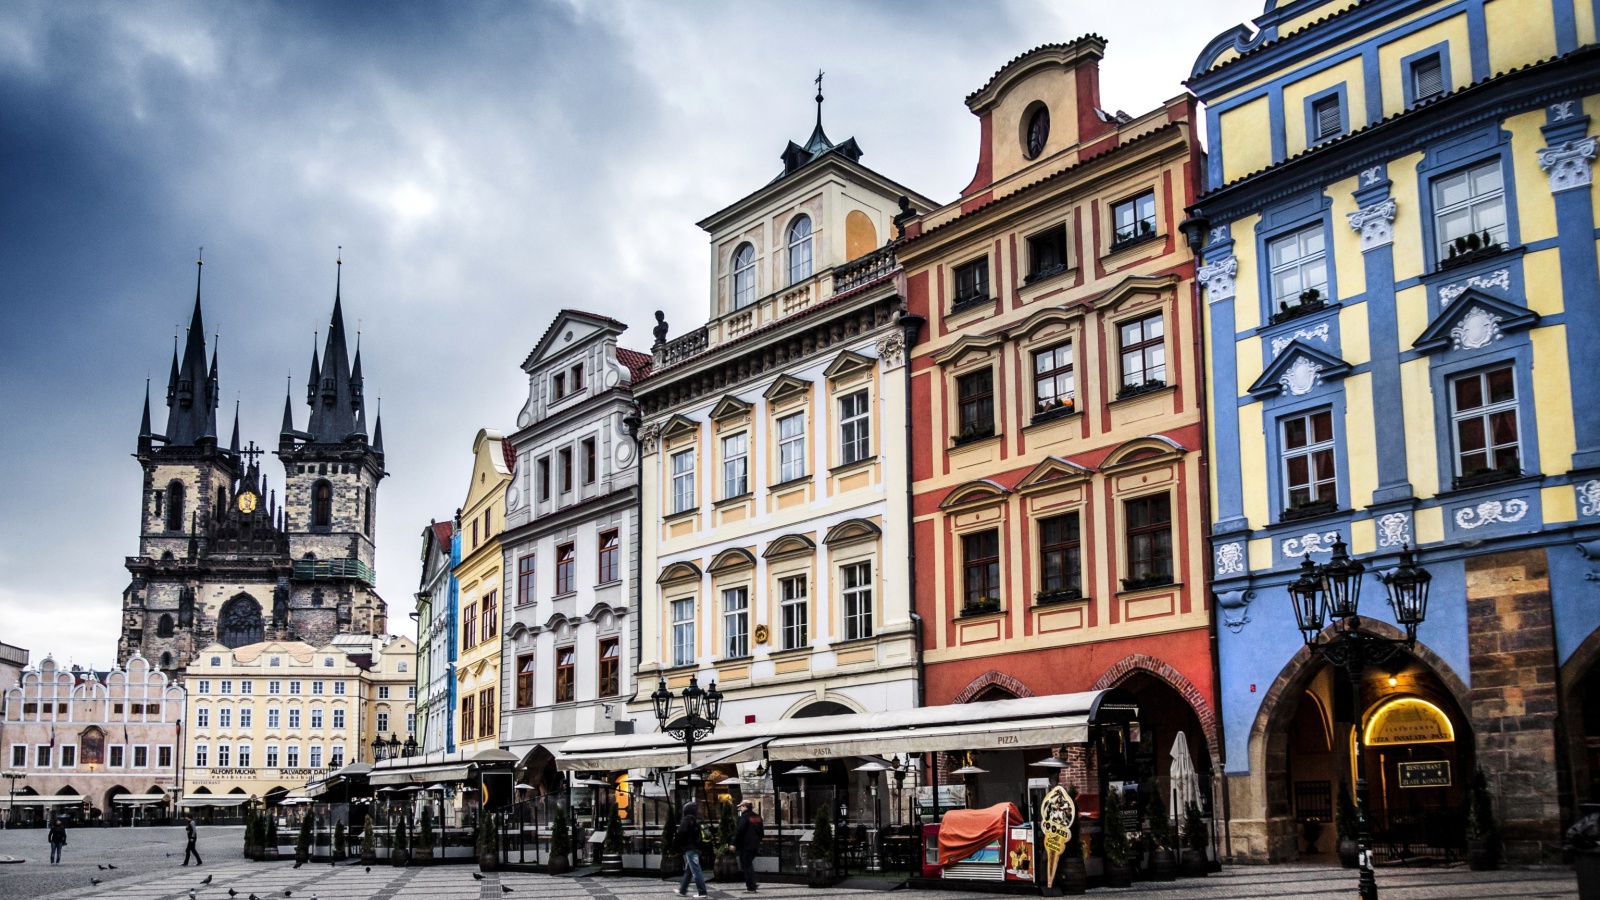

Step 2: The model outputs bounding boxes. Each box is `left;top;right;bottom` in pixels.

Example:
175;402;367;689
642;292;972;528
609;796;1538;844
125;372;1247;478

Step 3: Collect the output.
237;491;259;514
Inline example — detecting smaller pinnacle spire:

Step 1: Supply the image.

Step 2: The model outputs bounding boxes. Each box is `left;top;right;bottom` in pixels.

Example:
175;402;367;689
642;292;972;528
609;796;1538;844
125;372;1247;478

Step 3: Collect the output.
166;338;180;405
280;376;296;437
306;331;320;406
138;379;153;451
373;398;384;454
229;400;241;453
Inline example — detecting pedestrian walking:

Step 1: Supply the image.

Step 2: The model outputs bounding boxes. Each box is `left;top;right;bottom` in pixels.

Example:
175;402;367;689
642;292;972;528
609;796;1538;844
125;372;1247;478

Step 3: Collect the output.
47;817;67;865
732;800;765;893
674;801;707;898
181;815;203;866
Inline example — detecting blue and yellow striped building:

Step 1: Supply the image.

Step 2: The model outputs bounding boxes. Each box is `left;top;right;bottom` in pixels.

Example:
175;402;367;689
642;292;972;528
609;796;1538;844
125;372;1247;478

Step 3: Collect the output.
1188;0;1600;863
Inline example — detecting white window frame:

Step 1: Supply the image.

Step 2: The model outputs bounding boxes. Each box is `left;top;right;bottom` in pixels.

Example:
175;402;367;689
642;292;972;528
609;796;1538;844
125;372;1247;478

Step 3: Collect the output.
842;562;874;640
787;216;813;285
239;707;252;729
1432;160;1507;259
59;745;76;768
194;744;208;768
266;745;280;768
722;586;750;659
217;706;231;729
671;449;696;514
288;706;301;729
157;745;173;768
671;598;696;667
839;391;870;465
732;243;756;309
237;744;251;767
133;745;149;768
310;745;323;769
376;711;390;733
721;432;749;499
109;744;125;768
1280;409;1338;509
267;707;281;730
196;707;210;728
780;575;808;651
332;707;346;730
216;744;230;767
310;707;324;730
1449;365;1521;478
777;412;806;482
286;745;300;768
1267;225;1328;305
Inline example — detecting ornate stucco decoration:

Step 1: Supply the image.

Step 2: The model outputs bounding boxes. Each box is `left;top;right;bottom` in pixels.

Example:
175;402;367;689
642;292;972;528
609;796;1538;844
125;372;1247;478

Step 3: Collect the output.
1197;256;1238;301
1438;269;1511;304
636;422;661;455
874;332;906;370
1578;480;1600;517
1216;589;1255;632
1450;307;1504;350
1347;198;1397;251
1279;356;1322;396
1455;498;1529;529
1270;323;1330;357
1283;531;1340;558
1551;101;1579;122
1214;542;1246;576
1376;512;1411;548
1537;137;1597;193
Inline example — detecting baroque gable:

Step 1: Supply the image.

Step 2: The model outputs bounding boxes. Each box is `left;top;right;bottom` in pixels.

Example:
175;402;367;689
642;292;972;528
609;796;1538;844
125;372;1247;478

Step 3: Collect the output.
1412;289;1540;355
1247;341;1352;398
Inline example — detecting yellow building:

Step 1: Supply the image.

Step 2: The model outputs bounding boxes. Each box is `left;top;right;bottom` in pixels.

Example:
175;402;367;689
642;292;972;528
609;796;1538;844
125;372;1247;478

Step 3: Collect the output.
451;429;512;756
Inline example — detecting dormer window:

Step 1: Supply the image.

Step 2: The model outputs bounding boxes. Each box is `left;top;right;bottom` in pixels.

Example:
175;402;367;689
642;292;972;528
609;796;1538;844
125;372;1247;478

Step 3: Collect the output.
732;243;755;309
552;372;566;400
787;216;813;286
570;363;584;393
1025;104;1050;160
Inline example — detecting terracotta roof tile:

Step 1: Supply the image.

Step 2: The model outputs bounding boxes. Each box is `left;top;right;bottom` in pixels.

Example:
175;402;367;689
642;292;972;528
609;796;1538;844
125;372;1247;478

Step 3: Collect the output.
616;347;653;383
501;436;517;474
431;521;454;554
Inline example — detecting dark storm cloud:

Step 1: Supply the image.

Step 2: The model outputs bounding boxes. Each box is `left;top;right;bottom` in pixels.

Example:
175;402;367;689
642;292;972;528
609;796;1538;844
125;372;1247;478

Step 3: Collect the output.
0;0;1262;665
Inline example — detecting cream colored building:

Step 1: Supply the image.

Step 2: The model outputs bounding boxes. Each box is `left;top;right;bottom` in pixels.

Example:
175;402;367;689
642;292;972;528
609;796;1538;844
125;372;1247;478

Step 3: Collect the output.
179;637;414;805
625;110;935;732
453;430;511;757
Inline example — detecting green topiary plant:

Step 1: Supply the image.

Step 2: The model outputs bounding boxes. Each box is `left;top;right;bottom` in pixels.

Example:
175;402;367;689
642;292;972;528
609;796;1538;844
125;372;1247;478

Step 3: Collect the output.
603;802;626;854
1467;768;1497;841
1335;782;1358;842
418;806;435;852
550;807;572;859
1184;801;1207;853
361;815;375;856
1147;792;1173;852
334;820;347;858
718;800;736;849
1101;791;1131;867
810;806;834;860
661;803;680;855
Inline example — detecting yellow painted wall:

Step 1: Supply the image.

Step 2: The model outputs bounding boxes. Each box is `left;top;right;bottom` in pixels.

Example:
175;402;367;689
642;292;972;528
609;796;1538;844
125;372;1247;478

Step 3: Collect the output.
1330;174;1366;300
1238;403;1269;527
1233;215;1264;332
1350;516;1376;556
845;210;877;260
1415;505;1445;546
1400;358;1440;497
1545;485;1578;524
1221;98;1274;184
1485;0;1557;77
1389;151;1427;282
1394;285;1430;349
1532;325;1576;476
1343;372;1378;510
1377;15;1471;117
1509;107;1560;244
1579;0;1598;45
1525;249;1566;316
1284;57;1366;158
1237;337;1264;400
1339;302;1371;367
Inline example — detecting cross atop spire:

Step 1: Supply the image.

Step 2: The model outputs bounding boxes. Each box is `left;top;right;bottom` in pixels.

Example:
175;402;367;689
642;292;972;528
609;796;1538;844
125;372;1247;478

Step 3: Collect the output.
815;69;825;130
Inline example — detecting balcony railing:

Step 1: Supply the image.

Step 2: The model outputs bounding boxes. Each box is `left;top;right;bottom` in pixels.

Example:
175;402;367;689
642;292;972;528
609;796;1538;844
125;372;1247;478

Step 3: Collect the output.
832;245;897;294
653;326;708;370
291;558;376;585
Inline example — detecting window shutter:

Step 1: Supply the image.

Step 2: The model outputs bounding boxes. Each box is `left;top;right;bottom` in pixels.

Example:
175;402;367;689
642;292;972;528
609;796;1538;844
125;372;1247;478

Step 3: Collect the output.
1413;56;1444;101
1314;97;1342;140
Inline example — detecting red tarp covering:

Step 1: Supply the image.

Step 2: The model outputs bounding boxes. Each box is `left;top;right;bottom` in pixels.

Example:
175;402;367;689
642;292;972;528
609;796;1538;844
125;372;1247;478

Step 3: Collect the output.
938;802;1023;867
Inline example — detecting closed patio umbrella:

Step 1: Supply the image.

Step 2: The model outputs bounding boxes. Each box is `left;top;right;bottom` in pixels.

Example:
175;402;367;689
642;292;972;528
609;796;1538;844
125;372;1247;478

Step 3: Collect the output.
1169;732;1201;816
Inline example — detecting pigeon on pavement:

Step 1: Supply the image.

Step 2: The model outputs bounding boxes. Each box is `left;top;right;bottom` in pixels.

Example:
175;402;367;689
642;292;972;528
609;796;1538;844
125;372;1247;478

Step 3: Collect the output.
472;873;484;881
501;886;513;894
364;867;371;874
292;859;303;869
229;890;238;897
201;876;214;885
108;865;117;870
91;878;102;886
188;889;196;900
284;891;293;897
98;865;106;870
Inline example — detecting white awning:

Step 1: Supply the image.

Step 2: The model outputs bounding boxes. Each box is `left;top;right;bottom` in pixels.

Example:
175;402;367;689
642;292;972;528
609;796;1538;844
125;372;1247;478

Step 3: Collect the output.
0;795;86;807
179;795;251;807
369;762;473;786
768;715;1088;758
670;738;773;774
111;794;169;804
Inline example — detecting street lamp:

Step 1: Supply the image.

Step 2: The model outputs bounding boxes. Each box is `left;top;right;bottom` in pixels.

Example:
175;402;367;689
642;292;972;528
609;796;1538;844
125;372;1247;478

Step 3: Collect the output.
1;771;24;830
371;734;387;762
651;676;724;801
1289;536;1432;900
403;736;418;759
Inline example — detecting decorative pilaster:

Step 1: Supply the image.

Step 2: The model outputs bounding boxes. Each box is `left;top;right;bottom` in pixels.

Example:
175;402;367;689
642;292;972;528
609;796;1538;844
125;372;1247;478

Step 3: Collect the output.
1197;255;1238;301
1536;137;1597;193
1346;198;1396;251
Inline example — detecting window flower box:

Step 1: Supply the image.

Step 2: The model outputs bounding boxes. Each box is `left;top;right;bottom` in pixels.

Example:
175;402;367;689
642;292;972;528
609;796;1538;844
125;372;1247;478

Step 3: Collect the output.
1452;465;1521;490
1024;263;1069;285
1270;288;1328;325
1109;221;1160;253
1438;231;1504;272
952;424;996;447
1120;573;1174;592
1034;588;1084;606
1116;379;1168;401
960;597;1003;617
1032;398;1076;424
1281;499;1340;522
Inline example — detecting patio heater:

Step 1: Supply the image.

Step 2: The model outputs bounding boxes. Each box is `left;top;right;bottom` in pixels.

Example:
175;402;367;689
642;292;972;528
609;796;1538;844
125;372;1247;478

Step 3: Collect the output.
786;765;821;827
1287;537;1432;900
853;761;891;872
951;759;988;810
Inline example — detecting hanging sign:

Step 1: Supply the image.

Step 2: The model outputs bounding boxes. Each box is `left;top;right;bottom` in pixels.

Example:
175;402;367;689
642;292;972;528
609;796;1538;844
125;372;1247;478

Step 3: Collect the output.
1039;785;1077;886
1398;760;1452;788
1365;697;1455;746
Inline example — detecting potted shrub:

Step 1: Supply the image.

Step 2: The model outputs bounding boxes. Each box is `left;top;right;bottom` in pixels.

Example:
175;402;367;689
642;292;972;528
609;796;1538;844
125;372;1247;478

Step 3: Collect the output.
807;807;836;888
1101;791;1133;887
659;803;684;877
390;811;410;867
1058;805;1088;895
714;800;740;882
1146;793;1176;881
1335;783;1359;869
295;812;313;865
1466;769;1499;871
264;814;281;860
359;815;376;865
243;809;258;860
413;805;435;866
334;820;347;861
601;802;626;874
477;811;499;872
548;807;572;875
1180;801;1208;877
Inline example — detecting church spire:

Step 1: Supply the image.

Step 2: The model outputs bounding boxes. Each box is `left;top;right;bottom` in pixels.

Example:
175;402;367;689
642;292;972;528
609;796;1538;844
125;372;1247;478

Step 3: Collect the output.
137;378;154;454
164;255;217;447
306;253;361;443
229;399;241;454
305;332;320;407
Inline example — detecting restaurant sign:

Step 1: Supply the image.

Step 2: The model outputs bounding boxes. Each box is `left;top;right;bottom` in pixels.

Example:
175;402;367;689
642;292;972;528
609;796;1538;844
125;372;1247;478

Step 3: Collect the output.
1397;760;1451;788
1364;697;1455;746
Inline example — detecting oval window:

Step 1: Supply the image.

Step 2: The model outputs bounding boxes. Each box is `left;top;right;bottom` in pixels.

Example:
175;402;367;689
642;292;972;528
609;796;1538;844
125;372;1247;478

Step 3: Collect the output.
1025;105;1050;160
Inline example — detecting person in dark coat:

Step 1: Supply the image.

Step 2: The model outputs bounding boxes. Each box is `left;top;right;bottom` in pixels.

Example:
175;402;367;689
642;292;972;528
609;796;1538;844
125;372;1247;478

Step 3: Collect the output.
182;815;203;866
675;801;707;897
47;818;66;865
732;800;765;892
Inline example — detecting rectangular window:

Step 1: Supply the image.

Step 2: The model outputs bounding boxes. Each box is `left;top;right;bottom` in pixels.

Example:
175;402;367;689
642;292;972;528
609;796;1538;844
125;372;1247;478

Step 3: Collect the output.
310;708;324;729
479;689;495;737
671;449;696;514
582;437;597;484
239;680;252;694
1033;343;1075;416
1125;494;1174;584
598;530;619;584
1268;225;1328;305
267;745;280;768
552;371;566;400
62;744;78;768
1451;366;1520;481
268;680;281;695
570;363;585;392
408;686;416;699
956;369;995;439
777;412;806;482
1311;94;1343;141
517;555;536;605
780;575;808;650
133;745;149;768
1119;314;1167;390
842;562;874;640
332;707;345;729
109;745;125;767
1434;160;1507;259
376;711;389;733
516;653;535;708
556;543;575;594
953;257;990;305
309;746;322;769
239;708;252;729
286;745;299;768
237;744;251;767
267;708;280;729
216;744;230;767
37;745;52;767
722;432;749;498
1027;224;1069;280
538;457;551;501
1112;191;1158;245
9;745;22;768
555;647;575;703
333;681;345;695
218;707;231;729
672;598;696;667
482;591;498;640
158;746;172;768
220;680;233;695
472;519;479;548
461;703;475;743
1039;513;1082;597
559;447;573;493
462;603;478;650
598;637;620;698
1412;54;1444;102
288;707;301;729
378;685;391;700
1282;410;1338;510
839;391;871;465
311;681;324;695
962;531;1001;608
289;681;301;695
196;707;210;728
198;680;211;695
723;587;750;658
194;745;207;768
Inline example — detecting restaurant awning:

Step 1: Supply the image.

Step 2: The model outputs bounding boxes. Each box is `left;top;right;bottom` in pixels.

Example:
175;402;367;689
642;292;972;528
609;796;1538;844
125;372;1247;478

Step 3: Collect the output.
0;795;88;807
558;689;1128;772
111;794;169;804
369;761;473;786
178;795;251;807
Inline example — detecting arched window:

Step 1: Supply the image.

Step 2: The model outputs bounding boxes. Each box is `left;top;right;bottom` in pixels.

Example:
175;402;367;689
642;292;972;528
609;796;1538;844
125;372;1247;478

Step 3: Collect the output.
732;243;756;309
312;480;333;528
787;216;813;285
218;594;265;649
1025;104;1050;159
165;481;186;532
157;615;174;638
160;652;173;668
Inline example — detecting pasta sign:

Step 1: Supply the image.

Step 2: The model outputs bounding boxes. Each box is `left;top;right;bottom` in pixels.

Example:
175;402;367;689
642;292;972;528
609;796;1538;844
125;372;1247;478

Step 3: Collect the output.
1039;785;1077;885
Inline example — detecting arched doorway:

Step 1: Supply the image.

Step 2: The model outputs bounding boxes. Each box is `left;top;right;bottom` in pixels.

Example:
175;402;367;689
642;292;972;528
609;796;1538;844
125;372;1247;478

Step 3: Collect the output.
104;785;130;827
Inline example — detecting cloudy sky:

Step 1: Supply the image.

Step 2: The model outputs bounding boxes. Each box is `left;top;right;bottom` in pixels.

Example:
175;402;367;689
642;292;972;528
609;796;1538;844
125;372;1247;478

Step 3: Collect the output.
0;0;1262;668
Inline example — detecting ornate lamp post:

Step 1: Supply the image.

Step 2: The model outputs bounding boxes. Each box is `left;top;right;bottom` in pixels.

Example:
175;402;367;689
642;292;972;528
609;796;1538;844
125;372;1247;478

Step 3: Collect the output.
651;676;724;799
371;734;388;763
403;736;418;759
1288;536;1432;900
1;770;23;829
